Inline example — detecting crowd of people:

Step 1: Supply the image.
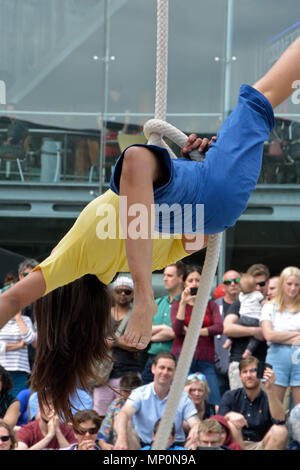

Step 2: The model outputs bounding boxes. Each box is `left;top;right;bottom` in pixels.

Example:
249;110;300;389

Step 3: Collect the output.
1;257;300;451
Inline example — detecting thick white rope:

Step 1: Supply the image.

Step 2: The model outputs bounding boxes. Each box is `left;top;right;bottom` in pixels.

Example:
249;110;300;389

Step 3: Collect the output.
145;0;223;451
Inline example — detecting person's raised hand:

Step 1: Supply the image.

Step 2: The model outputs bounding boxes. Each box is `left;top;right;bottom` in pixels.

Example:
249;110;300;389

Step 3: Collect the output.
182;134;217;158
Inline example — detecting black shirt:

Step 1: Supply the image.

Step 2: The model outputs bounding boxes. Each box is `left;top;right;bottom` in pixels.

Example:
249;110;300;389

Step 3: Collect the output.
218;387;274;442
225;300;267;362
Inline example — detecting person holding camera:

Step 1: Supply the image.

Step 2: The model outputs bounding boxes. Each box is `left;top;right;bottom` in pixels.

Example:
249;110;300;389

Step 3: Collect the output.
170;265;223;405
218;356;288;450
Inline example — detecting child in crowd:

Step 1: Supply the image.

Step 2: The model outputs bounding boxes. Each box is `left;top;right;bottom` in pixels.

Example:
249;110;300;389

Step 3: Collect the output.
223;273;264;357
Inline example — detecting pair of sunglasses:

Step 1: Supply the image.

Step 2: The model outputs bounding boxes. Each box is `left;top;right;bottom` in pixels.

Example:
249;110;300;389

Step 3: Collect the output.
0;435;10;442
223;278;240;285
115;288;133;295
256;281;266;287
74;427;98;436
187;372;206;381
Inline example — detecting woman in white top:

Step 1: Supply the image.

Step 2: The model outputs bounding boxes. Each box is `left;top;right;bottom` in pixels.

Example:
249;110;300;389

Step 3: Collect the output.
261;266;300;406
0;312;36;397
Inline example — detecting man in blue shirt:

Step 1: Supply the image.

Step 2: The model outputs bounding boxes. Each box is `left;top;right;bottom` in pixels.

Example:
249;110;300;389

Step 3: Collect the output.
218;356;288;450
114;351;199;449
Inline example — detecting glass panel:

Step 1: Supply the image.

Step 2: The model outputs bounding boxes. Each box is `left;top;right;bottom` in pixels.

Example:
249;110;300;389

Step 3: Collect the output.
226;220;300;276
232;0;300;185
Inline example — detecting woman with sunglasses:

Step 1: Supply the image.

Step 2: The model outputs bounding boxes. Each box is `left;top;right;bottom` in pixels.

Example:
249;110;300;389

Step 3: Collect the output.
0;36;300;422
171;265;223;405
184;373;216;420
261;266;300;406
0;420;17;450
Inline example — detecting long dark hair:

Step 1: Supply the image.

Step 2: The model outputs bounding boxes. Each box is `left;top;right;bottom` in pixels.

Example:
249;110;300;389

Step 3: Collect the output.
30;274;112;422
0;365;14;396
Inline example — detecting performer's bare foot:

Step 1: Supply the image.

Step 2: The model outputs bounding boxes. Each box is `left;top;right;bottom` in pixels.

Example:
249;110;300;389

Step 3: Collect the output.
121;293;157;349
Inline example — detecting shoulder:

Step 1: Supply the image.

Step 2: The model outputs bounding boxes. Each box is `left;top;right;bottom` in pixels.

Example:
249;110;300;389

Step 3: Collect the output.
156;296;168;306
128;383;152;402
261;301;278;318
220;388;241;404
1;392;17;404
22;315;33;327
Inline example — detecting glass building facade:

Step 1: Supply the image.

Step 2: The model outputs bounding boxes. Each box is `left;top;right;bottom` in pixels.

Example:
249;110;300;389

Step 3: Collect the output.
0;0;300;284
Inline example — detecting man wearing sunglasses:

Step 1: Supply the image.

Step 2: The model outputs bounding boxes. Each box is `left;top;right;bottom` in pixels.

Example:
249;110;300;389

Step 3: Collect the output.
214;270;241;397
223;264;269;390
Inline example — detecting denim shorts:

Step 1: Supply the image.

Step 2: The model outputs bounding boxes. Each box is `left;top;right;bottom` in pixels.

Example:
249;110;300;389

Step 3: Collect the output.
266;343;300;387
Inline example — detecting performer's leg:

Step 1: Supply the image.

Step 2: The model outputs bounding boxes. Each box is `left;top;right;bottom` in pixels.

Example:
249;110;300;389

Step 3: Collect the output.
0;270;46;328
253;36;300;109
119;145;160;349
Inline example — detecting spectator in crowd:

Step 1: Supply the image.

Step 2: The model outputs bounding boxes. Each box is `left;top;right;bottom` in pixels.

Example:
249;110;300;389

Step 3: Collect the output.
0;365;20;428
114;352;199;450
214;269;241;397
0;420;18;450
18;259;39;370
208;415;243;450
0;273;18;294
223;263;269;389
223;273;264;358
197;419;224;449
61;409;102;450
93;276;142;421
267;276;280;301
213;284;225;300
247;263;270;298
287;403;300;450
261;266;300;406
27;388;93;421
16;399;76;450
142;261;185;384
0;307;35;396
98;372;142;450
218;356;288;450
171;265;223;405
184;373;215;424
16;388;31;427
140;419;186;450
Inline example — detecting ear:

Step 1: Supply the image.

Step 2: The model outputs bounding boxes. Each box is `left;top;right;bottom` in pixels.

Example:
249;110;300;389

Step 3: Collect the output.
151;362;156;375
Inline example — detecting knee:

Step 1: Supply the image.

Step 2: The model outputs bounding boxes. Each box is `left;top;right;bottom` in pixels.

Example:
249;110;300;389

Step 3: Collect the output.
267;424;288;447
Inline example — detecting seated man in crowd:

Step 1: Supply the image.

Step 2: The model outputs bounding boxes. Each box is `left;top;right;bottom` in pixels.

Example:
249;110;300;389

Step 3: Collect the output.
140;419;185;450
61;409;102;451
16;399;76;450
197;419;224;449
218;356;288;450
114;351;199;449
